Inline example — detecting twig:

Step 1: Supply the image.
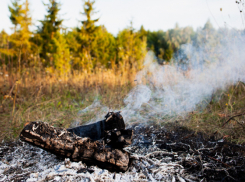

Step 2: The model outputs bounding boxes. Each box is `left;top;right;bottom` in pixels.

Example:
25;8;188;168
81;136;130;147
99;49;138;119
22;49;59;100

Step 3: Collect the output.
213;111;245;136
12;81;18;116
1;82;16;106
221;112;245;128
207;156;231;167
145;151;177;158
233;118;245;128
8;82;16;96
35;84;43;102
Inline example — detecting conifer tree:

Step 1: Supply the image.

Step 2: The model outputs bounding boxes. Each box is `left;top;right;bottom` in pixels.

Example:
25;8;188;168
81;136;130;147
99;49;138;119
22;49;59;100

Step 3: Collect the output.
49;32;71;74
117;24;147;72
0;30;11;67
38;0;63;66
9;0;22;33
65;29;80;69
18;0;32;62
92;26;116;68
8;0;32;69
75;0;99;71
147;26;194;63
36;0;70;74
81;0;99;35
138;25;147;40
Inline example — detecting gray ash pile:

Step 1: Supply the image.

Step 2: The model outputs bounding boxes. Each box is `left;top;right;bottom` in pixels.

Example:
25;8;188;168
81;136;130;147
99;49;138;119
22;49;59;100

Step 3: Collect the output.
1;125;245;181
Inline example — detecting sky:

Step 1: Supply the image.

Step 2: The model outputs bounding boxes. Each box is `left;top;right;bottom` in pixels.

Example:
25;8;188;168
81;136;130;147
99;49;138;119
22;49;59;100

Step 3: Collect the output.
0;0;244;35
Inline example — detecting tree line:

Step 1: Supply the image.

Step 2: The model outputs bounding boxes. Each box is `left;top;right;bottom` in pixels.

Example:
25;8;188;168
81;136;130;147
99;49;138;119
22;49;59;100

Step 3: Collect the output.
0;0;222;75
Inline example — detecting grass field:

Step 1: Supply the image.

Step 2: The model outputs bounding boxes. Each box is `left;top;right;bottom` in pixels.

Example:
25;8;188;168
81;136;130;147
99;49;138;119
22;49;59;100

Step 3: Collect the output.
1;68;245;144
183;81;245;144
0;68;136;141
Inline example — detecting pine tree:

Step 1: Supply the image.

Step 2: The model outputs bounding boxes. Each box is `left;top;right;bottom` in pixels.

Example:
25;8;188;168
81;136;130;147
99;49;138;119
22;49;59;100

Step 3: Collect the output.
8;0;32;70
9;0;22;33
67;26;116;70
49;32;71;75
138;25;147;40
147;26;194;63
65;29;80;70
18;0;32;62
91;26;116;68
38;0;63;67
75;0;99;71
0;30;11;68
192;20;217;49
116;25;147;72
81;0;99;35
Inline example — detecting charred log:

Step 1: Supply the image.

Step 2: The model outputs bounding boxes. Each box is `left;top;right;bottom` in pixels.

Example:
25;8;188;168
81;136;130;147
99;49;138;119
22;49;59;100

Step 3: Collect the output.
104;129;133;149
67;111;133;149
19;112;133;172
66;112;126;141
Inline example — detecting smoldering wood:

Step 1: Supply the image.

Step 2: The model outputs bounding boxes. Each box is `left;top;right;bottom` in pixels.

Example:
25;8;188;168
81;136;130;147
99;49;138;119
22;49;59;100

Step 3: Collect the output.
67;112;126;141
67;112;132;148
19;112;133;172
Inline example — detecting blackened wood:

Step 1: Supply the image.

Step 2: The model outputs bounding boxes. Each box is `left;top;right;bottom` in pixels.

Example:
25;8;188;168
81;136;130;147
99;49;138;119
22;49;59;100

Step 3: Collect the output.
19;112;133;172
105;129;133;149
19;121;130;172
67;120;106;141
66;112;125;141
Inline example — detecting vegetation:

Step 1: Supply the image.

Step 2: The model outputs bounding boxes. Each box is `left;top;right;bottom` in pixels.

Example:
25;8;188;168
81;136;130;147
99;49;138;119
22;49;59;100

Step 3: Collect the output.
165;82;245;144
0;0;244;143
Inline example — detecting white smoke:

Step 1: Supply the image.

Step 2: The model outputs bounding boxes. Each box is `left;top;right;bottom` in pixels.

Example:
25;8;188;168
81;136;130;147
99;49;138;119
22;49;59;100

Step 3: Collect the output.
76;28;245;125
121;28;245;123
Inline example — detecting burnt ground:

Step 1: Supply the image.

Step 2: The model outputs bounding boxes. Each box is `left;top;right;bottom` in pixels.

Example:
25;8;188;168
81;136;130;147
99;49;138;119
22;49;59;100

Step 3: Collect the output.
0;125;245;182
127;125;245;182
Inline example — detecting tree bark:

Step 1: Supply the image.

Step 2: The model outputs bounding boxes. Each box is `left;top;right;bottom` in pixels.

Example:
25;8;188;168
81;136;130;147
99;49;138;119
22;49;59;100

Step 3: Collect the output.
19;112;133;172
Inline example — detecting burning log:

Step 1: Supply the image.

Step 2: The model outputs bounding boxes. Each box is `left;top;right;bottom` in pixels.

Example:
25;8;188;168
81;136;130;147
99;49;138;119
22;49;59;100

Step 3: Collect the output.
19;112;133;172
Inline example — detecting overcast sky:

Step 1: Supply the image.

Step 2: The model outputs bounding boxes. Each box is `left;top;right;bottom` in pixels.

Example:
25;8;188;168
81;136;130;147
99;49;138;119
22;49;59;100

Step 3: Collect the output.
0;0;244;35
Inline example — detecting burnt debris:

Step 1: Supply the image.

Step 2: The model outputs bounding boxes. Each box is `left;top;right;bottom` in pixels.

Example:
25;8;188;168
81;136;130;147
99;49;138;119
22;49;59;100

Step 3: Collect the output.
19;112;133;172
127;125;245;182
1;122;245;181
0;113;243;181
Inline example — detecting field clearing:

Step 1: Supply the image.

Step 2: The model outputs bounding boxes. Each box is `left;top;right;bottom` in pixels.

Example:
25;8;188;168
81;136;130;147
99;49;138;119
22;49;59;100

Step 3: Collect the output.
1;67;245;144
0;68;136;141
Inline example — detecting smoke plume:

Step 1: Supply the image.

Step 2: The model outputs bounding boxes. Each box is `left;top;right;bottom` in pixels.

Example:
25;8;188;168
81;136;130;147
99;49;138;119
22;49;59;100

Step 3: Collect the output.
76;28;245;125
121;28;245;123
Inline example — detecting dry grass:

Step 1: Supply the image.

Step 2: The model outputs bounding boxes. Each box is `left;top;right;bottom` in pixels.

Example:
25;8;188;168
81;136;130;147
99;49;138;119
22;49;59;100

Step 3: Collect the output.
0;68;136;141
178;82;245;144
1;67;245;144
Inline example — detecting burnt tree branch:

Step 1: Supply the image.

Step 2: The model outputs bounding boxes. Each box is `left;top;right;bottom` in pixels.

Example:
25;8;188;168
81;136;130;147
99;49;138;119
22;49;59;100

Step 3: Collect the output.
19;112;133;172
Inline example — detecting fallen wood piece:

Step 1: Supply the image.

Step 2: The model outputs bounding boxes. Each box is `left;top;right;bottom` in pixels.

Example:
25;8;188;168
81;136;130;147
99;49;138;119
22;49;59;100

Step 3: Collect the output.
67;112;126;141
68;112;133;148
19;112;133;172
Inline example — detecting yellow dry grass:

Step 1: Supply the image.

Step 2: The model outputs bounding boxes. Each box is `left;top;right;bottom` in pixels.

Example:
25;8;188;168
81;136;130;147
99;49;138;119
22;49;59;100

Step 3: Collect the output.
1;67;245;144
0;67;136;141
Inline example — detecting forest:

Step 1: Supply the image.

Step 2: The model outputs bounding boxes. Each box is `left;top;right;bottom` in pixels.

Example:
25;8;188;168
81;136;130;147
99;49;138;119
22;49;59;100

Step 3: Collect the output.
0;0;216;75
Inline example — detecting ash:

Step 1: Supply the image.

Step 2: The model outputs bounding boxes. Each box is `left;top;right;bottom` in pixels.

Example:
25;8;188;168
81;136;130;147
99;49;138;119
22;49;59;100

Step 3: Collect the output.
1;125;245;182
